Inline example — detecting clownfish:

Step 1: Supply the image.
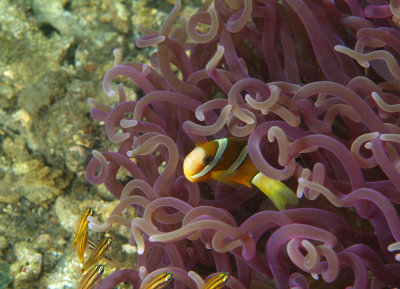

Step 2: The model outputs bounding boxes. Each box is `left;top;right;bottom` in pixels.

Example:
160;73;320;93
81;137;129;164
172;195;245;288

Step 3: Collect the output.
183;138;298;210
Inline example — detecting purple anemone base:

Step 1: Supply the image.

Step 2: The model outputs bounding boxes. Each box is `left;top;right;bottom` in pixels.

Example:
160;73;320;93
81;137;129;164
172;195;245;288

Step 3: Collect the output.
86;0;400;288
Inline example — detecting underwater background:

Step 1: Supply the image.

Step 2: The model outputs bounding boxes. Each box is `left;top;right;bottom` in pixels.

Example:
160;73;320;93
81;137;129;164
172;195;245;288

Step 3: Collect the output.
0;0;188;287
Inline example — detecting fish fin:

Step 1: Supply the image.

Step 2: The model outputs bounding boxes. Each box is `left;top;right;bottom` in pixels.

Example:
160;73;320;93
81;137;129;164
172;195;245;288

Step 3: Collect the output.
251;172;298;210
212;172;240;188
212;170;251;188
212;169;233;180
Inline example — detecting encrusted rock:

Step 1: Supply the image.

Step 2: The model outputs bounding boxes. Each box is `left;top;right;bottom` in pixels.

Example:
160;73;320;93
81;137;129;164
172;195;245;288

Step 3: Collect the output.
11;241;42;282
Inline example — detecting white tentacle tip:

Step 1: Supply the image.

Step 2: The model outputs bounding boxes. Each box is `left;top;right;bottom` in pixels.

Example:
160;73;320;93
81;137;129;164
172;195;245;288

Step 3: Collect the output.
244;94;254;104
111;133;130;144
142;64;151;75
246;117;256;125
225;104;232;111
388;241;400;261
149;236;157;242
87;218;99;230
87;98;95;106
139;266;147;279
129;119;138;127
311;273;319;280
106;90;116;97
120;118;138;128
88;222;95;230
296;189;304;199
92;150;104;160
333;45;342;51
371;91;379;100
195;111;205;121
87;216;96;223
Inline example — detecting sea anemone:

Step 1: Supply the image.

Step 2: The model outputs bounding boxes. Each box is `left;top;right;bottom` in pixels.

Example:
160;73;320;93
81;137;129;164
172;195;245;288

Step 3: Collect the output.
85;0;400;288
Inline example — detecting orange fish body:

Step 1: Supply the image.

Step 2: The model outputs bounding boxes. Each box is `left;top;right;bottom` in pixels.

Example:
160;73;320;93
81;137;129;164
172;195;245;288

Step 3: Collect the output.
183;138;298;210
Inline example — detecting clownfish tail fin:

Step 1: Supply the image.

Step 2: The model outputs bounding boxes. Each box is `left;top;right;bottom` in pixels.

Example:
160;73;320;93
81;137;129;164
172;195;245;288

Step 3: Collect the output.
251;172;298;210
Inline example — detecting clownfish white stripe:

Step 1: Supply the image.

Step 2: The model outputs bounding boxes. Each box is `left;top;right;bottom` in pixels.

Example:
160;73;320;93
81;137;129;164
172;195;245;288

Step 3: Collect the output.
222;145;248;177
192;138;228;179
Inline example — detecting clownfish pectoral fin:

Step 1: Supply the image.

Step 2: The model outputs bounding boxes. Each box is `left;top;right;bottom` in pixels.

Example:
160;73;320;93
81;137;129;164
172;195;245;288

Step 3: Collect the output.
251;172;298;210
211;170;245;188
211;170;230;182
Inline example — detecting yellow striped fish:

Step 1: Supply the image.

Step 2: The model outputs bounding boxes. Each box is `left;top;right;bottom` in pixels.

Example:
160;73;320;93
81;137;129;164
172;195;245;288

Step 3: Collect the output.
77;264;104;289
87;239;118;268
81;237;112;273
202;272;230;289
141;272;173;289
183;138;298;210
73;208;94;264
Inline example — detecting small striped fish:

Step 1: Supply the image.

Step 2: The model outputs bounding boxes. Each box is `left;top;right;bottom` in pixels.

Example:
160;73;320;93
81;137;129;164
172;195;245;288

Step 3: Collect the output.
183;138;298;210
81;237;112;274
73;208;94;264
77;264;104;289
141;272;173;289
202;272;230;289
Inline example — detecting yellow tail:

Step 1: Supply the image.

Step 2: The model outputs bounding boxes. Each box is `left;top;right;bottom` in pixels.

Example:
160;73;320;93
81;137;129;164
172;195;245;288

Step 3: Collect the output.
251;172;298;210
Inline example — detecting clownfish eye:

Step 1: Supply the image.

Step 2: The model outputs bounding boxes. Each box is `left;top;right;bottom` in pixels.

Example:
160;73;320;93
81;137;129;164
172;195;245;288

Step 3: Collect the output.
204;155;214;165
